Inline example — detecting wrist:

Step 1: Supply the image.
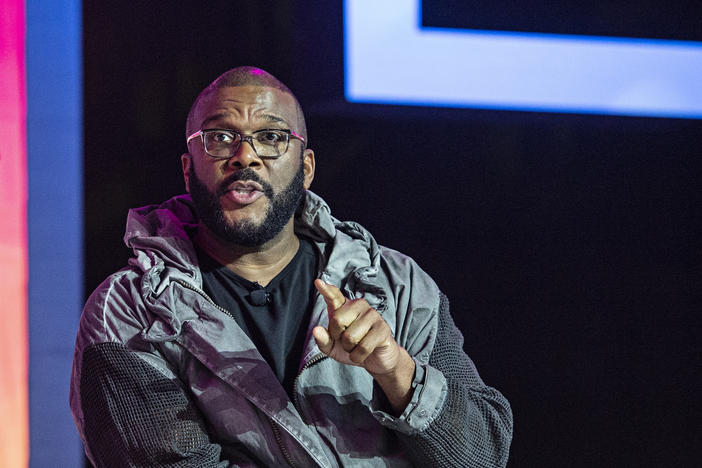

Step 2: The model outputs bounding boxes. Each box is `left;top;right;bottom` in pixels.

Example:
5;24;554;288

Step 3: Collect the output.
370;348;416;415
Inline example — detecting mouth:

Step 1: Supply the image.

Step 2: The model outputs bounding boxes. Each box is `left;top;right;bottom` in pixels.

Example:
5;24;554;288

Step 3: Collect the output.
221;180;265;206
227;180;264;193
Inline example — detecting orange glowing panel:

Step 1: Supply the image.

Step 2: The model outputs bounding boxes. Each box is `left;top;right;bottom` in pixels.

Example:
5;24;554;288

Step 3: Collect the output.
0;1;29;467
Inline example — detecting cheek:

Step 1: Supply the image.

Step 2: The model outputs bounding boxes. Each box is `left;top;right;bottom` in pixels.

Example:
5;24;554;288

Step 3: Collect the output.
270;159;302;186
194;161;225;189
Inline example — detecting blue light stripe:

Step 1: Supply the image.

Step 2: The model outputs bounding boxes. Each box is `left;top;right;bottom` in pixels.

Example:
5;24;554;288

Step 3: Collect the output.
27;0;84;466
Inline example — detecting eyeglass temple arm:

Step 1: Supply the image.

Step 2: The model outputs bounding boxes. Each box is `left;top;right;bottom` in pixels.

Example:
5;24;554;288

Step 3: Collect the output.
186;130;202;145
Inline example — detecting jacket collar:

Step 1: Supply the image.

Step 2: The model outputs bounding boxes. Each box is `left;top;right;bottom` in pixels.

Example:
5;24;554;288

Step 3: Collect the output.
126;191;387;339
124;191;381;285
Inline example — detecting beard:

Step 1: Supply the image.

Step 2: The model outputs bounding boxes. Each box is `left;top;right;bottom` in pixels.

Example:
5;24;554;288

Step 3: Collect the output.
188;161;306;247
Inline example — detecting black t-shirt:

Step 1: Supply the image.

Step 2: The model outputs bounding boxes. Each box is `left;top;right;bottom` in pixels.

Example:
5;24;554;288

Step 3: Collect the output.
196;238;318;397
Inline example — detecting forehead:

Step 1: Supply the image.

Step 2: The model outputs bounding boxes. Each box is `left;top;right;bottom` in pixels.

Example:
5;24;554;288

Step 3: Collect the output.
191;85;298;130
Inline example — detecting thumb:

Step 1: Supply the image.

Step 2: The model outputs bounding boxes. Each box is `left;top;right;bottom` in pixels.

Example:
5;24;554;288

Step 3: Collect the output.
312;325;333;355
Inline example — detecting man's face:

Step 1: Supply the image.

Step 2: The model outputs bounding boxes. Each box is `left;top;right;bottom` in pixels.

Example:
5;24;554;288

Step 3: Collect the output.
182;85;315;246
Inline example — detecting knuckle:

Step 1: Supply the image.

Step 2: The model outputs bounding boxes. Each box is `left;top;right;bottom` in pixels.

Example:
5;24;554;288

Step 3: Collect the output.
330;316;346;330
340;331;357;348
354;341;372;355
374;316;389;331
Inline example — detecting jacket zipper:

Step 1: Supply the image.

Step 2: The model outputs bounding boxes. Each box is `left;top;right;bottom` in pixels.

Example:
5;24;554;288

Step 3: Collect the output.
175;278;302;467
173;279;236;321
176;278;337;466
292;352;327;422
292;274;330;417
176;278;330;421
269;418;297;467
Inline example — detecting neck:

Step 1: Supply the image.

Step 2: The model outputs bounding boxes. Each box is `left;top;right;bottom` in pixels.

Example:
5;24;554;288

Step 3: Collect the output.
194;219;299;286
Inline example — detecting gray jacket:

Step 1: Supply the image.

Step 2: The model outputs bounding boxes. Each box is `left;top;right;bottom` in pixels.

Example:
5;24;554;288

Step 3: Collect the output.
70;191;512;467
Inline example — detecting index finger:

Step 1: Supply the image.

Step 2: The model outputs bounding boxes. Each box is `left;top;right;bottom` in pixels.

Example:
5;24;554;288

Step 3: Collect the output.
314;279;346;310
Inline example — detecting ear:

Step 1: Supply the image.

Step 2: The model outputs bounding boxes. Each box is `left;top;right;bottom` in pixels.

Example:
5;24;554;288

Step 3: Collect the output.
181;153;192;192
302;148;315;190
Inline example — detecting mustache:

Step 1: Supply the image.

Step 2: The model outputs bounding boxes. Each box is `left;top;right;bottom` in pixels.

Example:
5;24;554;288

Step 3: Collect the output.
217;168;274;198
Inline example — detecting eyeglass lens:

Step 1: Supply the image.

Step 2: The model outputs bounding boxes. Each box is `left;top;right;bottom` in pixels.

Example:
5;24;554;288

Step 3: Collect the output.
203;130;289;157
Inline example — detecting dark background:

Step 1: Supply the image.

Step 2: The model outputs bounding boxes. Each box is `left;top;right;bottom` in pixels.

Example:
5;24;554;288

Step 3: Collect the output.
83;1;701;467
423;1;702;41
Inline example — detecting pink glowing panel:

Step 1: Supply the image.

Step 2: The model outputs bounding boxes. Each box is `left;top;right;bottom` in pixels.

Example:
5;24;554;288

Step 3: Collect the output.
0;1;29;467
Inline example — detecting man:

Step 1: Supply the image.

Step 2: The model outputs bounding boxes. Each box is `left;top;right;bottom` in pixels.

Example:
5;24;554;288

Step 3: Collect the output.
70;67;512;467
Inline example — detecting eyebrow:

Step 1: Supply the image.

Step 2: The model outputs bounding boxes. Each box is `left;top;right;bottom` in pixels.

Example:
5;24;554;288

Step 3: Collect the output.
261;113;287;124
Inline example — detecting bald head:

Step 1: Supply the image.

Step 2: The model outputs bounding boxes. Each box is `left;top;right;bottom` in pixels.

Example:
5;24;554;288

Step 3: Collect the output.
186;66;307;144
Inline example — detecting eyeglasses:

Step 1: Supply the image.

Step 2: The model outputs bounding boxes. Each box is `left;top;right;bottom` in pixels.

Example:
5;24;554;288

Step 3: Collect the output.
186;128;305;159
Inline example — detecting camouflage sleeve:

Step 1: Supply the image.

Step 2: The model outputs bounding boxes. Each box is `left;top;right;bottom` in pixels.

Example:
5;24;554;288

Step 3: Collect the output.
78;342;229;467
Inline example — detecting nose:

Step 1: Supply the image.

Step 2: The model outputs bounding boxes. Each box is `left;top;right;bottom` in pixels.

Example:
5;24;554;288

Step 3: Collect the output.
227;137;262;169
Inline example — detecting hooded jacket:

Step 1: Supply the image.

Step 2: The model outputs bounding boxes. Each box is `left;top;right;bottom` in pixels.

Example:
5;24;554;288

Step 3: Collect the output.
70;191;512;467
